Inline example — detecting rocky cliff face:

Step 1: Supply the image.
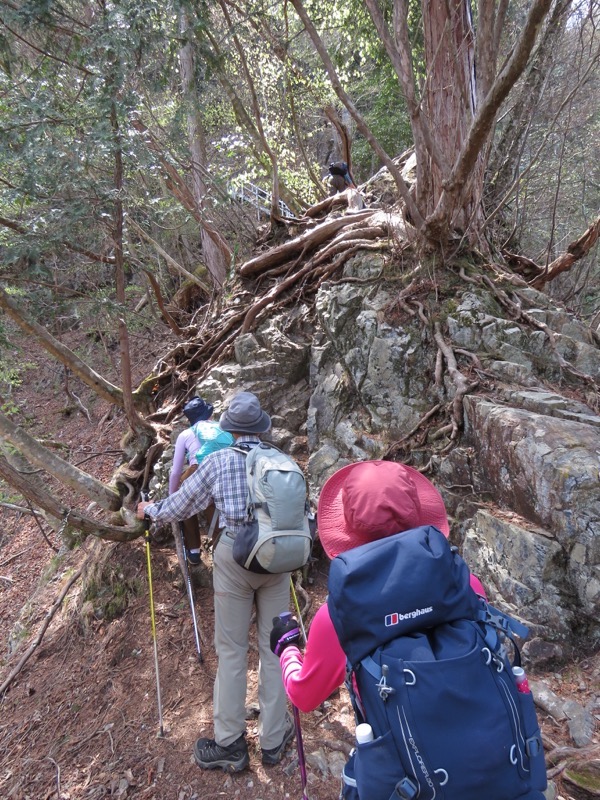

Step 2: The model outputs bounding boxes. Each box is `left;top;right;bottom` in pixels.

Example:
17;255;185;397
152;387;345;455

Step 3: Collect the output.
177;250;599;666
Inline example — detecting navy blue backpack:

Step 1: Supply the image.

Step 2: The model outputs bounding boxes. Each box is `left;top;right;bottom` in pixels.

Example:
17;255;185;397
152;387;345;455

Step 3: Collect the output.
327;525;547;800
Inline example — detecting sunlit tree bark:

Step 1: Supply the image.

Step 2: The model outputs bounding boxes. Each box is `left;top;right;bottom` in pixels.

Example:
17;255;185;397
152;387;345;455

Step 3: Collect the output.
179;9;232;285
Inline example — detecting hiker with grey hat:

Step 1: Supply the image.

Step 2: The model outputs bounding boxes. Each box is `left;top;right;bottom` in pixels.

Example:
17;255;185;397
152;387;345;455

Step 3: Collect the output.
169;397;233;565
138;392;294;772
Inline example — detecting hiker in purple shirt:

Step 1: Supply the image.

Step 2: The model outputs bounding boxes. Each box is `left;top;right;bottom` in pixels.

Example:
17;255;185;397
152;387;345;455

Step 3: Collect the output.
169;397;233;564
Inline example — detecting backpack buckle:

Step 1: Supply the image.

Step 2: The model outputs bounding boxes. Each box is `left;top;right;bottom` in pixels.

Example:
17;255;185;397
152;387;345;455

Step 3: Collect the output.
526;734;542;758
392;777;418;799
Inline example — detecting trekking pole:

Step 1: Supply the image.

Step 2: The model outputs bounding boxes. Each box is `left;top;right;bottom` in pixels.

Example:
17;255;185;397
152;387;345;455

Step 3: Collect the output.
293;704;309;800
290;576;308;643
142;495;164;737
279;612;309;800
178;522;203;662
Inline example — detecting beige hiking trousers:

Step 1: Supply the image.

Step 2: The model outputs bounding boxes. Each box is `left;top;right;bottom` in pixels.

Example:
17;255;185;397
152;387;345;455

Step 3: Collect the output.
212;534;290;749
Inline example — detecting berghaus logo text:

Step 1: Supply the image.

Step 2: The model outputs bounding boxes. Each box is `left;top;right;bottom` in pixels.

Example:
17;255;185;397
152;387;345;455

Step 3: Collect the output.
385;607;433;626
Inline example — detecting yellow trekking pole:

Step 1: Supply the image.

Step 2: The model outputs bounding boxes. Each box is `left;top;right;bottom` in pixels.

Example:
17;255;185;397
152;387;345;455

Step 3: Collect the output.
290;576;307;643
142;497;164;737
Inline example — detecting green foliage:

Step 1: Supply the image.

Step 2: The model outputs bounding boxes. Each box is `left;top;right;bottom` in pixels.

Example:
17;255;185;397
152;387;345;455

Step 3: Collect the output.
0;0;596;343
352;56;412;176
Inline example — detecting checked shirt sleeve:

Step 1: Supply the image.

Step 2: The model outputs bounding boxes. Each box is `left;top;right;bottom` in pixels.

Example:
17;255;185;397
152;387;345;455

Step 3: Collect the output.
147;457;215;523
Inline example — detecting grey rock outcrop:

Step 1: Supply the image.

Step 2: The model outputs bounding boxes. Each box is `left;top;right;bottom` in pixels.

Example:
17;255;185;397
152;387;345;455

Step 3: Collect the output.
186;251;599;664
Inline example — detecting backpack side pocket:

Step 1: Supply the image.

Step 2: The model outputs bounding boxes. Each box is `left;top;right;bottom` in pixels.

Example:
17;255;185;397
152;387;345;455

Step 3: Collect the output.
516;690;547;791
340;749;360;800
354;730;410;800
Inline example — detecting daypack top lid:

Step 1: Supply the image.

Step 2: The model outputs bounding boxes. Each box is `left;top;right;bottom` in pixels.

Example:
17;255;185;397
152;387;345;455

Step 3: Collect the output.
327;525;479;665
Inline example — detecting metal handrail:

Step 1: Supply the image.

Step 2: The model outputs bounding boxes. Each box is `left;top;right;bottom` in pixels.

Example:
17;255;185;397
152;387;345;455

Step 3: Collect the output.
228;182;294;219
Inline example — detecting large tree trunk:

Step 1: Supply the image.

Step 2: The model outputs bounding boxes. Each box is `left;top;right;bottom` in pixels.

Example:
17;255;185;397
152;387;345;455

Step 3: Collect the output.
110;99;152;435
179;12;231;286
359;0;553;245
419;0;485;235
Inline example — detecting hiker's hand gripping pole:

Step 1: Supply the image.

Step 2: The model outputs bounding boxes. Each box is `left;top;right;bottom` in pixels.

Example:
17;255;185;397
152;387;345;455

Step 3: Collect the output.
142;494;164;737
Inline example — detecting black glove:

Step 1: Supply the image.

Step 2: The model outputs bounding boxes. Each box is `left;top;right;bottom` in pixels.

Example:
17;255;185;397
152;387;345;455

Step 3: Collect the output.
270;615;301;657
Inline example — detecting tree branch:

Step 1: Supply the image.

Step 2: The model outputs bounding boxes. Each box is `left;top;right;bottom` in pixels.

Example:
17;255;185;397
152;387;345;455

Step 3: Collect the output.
503;215;600;290
0;455;141;541
288;0;423;226
0;286;125;409
0;409;122;511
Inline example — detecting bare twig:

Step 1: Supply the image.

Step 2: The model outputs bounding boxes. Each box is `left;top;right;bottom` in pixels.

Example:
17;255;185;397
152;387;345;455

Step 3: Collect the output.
24;497;59;553
0;502;44;516
0;547;35;568
46;757;62;798
63;367;92;422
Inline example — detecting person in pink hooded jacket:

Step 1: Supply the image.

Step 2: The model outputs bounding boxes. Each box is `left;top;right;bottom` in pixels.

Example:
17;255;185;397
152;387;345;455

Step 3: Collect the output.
269;460;486;713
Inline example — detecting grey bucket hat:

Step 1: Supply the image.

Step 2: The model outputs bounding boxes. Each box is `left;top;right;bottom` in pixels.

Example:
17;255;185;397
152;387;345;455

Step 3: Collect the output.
219;392;271;434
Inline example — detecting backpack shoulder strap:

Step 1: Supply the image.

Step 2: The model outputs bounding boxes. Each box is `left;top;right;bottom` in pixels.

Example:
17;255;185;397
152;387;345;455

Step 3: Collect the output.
230;443;252;455
229;442;259;512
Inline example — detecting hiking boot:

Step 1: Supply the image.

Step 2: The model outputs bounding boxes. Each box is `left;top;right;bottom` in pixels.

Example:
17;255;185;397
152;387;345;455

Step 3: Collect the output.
186;548;201;566
261;714;295;766
194;734;249;772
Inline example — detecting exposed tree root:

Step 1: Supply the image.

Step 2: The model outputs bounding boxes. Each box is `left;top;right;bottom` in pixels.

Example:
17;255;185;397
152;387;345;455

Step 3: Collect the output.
239;210;375;276
292;574;311;622
434;323;480;440
454;262;599;403
480;274;599;394
137;203;596;494
383;404;443;459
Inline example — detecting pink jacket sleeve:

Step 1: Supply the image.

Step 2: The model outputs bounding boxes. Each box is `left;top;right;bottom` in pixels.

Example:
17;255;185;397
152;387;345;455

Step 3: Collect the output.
279;603;347;713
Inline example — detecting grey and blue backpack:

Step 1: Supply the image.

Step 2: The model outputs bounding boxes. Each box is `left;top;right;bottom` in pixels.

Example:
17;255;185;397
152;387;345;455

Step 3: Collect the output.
327;525;547;800
232;442;313;574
